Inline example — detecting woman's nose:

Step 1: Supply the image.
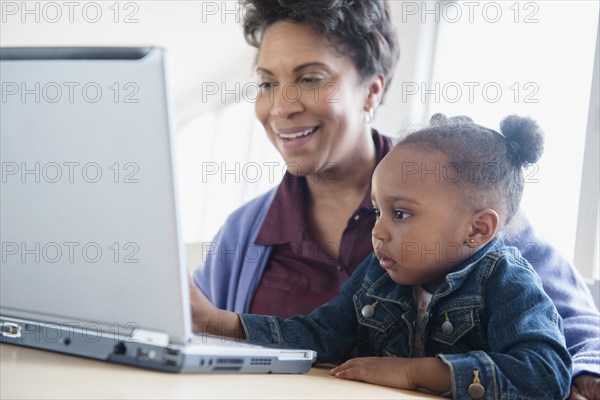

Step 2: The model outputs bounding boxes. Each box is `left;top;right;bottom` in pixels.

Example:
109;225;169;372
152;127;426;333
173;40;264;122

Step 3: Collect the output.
270;84;304;119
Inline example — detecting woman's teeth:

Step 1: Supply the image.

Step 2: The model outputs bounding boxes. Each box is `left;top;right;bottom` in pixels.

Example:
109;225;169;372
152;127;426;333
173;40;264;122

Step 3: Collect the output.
279;127;317;139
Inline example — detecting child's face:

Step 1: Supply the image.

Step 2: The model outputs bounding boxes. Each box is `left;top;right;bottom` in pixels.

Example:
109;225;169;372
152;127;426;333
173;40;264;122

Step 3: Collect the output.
371;145;477;292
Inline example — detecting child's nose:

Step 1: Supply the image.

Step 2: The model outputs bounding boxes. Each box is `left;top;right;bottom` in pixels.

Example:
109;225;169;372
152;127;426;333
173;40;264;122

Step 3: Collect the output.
371;219;390;242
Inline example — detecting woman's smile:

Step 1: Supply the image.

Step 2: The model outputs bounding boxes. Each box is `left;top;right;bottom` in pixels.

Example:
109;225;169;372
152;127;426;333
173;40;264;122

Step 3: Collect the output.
273;125;320;149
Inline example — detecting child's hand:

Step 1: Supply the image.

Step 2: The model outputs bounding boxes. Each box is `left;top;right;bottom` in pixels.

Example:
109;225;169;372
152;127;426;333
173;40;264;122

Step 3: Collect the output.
330;356;451;394
330;357;418;389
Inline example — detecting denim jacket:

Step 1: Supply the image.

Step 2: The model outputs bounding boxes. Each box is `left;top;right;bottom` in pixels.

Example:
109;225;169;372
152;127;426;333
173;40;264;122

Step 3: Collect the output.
195;133;599;378
240;239;572;399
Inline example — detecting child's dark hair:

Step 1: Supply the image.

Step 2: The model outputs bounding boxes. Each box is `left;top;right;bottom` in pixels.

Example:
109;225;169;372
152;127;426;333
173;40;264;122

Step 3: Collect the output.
240;0;400;99
399;114;544;227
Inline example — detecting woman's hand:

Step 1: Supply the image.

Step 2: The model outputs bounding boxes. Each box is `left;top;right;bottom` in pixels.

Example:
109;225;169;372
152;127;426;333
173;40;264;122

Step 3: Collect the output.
188;275;245;339
188;275;212;333
330;356;451;394
569;374;600;400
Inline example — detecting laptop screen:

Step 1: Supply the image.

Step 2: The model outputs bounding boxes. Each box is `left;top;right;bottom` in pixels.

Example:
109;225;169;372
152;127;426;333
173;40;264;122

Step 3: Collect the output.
0;47;192;344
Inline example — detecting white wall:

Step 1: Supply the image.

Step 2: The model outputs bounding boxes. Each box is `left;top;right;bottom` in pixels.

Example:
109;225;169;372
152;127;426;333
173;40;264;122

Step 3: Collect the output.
1;1;255;123
1;1;434;134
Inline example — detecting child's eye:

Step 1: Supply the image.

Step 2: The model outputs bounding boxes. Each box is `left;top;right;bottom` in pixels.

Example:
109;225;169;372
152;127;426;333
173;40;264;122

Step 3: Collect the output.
393;210;411;220
372;208;381;218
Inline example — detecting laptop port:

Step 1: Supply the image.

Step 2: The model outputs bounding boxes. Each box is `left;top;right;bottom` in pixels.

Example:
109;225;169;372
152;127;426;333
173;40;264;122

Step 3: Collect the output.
165;347;180;356
216;358;243;365
163;358;177;367
113;342;127;355
0;322;21;338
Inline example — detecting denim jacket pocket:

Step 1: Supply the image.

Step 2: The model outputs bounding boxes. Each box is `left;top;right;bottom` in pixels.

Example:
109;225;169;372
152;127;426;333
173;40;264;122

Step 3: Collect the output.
353;285;405;331
354;288;409;356
430;297;484;347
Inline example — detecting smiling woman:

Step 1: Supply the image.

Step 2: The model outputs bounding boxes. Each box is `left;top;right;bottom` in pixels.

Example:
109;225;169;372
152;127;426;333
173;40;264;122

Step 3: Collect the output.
254;21;377;182
193;0;399;318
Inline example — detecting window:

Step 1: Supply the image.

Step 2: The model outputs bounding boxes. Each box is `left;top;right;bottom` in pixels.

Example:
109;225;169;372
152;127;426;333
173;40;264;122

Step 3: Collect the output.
177;100;282;243
428;1;599;279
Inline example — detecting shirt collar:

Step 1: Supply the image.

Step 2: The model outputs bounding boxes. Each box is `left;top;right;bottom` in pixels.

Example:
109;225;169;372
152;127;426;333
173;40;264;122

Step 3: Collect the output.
255;129;393;246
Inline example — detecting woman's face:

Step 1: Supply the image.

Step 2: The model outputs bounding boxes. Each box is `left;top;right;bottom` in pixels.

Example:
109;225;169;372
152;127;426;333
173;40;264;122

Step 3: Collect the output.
255;21;374;177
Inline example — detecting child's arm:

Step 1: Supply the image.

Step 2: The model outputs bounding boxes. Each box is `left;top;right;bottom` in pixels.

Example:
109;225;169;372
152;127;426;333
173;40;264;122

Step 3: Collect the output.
506;219;600;384
239;289;360;362
436;254;572;399
330;356;451;393
190;255;374;362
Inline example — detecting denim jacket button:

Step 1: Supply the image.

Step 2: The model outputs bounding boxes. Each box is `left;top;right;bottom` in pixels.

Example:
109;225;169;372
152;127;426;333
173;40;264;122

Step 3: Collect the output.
361;305;375;318
468;383;485;399
442;321;454;335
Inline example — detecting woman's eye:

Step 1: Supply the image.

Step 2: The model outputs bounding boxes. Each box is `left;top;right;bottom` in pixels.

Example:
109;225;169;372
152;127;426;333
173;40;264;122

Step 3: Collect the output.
258;82;276;90
299;77;321;86
393;210;411;220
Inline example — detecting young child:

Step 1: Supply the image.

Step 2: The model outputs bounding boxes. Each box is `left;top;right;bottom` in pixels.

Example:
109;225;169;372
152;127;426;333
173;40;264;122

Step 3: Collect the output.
190;114;572;398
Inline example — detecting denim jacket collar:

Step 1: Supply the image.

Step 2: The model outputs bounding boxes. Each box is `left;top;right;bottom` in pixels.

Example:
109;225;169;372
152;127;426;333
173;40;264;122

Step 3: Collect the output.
434;238;502;300
366;238;503;309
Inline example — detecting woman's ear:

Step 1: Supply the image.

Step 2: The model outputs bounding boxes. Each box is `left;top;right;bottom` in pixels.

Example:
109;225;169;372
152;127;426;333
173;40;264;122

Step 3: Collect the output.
364;74;385;112
465;208;500;248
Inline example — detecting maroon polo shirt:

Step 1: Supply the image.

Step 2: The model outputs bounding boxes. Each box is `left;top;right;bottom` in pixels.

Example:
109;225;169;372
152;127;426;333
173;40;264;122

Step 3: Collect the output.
250;131;392;317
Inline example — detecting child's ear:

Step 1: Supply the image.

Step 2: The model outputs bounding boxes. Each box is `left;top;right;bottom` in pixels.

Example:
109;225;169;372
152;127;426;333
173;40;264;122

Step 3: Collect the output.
465;208;500;248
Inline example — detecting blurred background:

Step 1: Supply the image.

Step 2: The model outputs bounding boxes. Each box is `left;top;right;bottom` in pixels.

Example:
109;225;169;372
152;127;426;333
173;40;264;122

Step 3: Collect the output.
2;0;598;290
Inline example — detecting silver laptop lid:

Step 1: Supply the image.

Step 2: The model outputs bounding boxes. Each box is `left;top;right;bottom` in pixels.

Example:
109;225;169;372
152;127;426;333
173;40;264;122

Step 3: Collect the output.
0;47;192;344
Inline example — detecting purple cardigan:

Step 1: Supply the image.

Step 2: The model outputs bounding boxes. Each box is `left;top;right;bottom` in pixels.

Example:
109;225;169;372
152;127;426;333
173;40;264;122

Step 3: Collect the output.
194;188;276;312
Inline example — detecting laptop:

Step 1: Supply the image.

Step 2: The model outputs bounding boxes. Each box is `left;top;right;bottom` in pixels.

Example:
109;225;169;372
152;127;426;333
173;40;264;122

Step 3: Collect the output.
0;47;316;373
